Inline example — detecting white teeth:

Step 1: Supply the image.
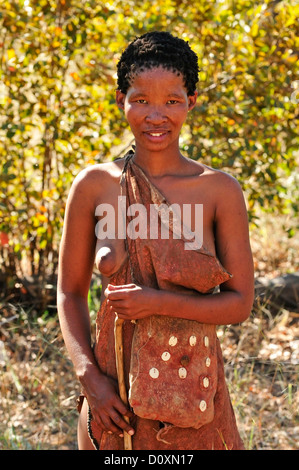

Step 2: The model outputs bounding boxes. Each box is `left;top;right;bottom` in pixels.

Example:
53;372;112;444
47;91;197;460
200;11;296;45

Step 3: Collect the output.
150;133;163;136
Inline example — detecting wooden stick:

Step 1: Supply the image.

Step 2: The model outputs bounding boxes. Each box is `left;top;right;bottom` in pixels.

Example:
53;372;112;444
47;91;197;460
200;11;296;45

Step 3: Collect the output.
114;315;133;450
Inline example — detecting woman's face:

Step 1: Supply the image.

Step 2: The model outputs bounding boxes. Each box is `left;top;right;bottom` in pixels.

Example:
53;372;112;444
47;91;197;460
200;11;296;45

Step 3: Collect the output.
116;66;197;156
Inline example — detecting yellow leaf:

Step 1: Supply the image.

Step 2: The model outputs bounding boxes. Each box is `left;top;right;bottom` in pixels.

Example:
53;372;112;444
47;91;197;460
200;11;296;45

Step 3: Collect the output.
251;23;259;38
286;54;298;63
7;49;15;60
70;72;80;81
36;213;48;223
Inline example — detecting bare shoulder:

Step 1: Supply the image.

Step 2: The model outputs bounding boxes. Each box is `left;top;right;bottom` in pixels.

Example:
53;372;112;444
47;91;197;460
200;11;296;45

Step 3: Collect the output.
201;164;244;201
186;158;242;194
72;158;125;189
62;158;127;221
68;158;126;204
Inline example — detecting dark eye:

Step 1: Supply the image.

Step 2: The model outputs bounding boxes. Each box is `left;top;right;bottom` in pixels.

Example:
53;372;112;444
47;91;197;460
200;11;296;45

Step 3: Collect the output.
167;100;178;104
136;99;147;104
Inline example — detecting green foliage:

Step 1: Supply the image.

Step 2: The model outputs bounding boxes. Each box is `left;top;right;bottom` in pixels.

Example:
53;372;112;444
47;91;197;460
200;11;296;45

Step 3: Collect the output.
0;0;298;290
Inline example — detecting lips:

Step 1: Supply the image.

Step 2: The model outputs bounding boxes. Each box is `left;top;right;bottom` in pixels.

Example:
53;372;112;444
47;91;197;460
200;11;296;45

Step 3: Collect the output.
143;131;169;144
143;129;170;141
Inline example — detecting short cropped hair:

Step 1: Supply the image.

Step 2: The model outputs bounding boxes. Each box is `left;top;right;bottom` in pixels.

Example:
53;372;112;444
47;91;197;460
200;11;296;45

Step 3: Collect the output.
117;31;199;96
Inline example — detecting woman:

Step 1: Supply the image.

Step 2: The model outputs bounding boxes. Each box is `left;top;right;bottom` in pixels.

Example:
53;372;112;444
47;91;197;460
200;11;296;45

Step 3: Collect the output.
57;31;254;450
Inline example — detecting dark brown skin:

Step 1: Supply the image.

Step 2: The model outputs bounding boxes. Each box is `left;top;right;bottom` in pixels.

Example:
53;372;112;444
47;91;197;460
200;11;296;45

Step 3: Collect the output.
57;67;254;449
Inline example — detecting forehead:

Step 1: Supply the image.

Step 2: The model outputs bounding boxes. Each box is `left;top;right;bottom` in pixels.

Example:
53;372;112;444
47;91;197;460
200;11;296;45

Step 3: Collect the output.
127;66;187;94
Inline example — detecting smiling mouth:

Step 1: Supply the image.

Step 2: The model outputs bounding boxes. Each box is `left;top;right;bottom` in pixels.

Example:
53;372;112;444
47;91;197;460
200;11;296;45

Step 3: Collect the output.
145;131;169;137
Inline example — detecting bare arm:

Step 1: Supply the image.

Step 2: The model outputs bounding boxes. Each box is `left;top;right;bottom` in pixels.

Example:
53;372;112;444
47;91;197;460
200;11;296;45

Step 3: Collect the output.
57;168;98;379
57;167;134;437
106;175;254;325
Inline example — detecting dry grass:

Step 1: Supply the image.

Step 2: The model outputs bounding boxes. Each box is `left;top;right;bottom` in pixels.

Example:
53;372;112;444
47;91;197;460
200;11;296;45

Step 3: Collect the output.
219;308;299;450
0;215;298;451
0;306;80;450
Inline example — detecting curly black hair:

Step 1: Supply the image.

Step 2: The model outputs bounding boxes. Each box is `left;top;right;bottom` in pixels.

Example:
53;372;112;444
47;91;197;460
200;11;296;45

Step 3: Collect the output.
117;31;199;96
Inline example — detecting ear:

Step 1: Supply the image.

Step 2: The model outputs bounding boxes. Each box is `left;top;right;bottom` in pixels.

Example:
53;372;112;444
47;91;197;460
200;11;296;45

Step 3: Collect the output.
188;91;198;111
116;90;126;110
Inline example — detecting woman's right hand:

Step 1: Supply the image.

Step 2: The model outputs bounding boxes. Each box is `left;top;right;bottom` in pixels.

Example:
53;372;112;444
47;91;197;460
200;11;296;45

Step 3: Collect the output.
81;367;135;438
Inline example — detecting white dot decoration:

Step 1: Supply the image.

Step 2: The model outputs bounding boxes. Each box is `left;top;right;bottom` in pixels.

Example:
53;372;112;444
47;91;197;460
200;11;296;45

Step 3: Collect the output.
169;336;178;347
189;335;197;346
204;336;209;347
178;367;187;379
206;357;211;368
203;377;209;388
199;400;207;412
149;368;159;379
161;351;171;361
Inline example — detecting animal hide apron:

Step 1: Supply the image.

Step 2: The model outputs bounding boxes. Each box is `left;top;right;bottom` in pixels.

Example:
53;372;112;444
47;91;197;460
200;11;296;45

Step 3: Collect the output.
88;151;245;450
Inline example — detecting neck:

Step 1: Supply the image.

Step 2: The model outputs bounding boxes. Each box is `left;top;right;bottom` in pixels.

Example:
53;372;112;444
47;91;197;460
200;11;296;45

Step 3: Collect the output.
132;145;185;178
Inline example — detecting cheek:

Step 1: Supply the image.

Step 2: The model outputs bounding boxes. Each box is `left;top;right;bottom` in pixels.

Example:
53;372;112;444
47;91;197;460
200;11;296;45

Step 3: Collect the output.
125;107;143;127
177;104;189;118
172;109;189;128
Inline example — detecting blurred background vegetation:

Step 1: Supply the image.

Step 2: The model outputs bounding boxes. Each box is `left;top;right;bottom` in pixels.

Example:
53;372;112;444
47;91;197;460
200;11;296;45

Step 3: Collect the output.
0;0;298;450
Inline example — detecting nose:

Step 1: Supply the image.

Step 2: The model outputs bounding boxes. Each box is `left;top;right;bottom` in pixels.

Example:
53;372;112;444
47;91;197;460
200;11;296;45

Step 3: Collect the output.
145;106;167;124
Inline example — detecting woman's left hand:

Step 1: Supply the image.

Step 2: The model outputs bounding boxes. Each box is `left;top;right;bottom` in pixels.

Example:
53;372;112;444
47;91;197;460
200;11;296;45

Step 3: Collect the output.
104;283;159;320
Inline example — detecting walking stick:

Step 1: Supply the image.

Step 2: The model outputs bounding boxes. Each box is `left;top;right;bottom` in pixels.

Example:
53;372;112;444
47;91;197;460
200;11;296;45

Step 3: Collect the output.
114;315;133;450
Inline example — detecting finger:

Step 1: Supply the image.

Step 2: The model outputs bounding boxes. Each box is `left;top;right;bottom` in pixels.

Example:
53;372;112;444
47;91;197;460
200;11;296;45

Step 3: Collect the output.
105;287;125;299
113;310;132;319
106;289;130;300
106;304;124;317
105;283;137;295
107;303;133;317
113;398;135;421
100;413;124;436
107;298;126;309
91;408;108;431
109;410;135;436
123;408;135;419
99;409;134;437
107;283;136;290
